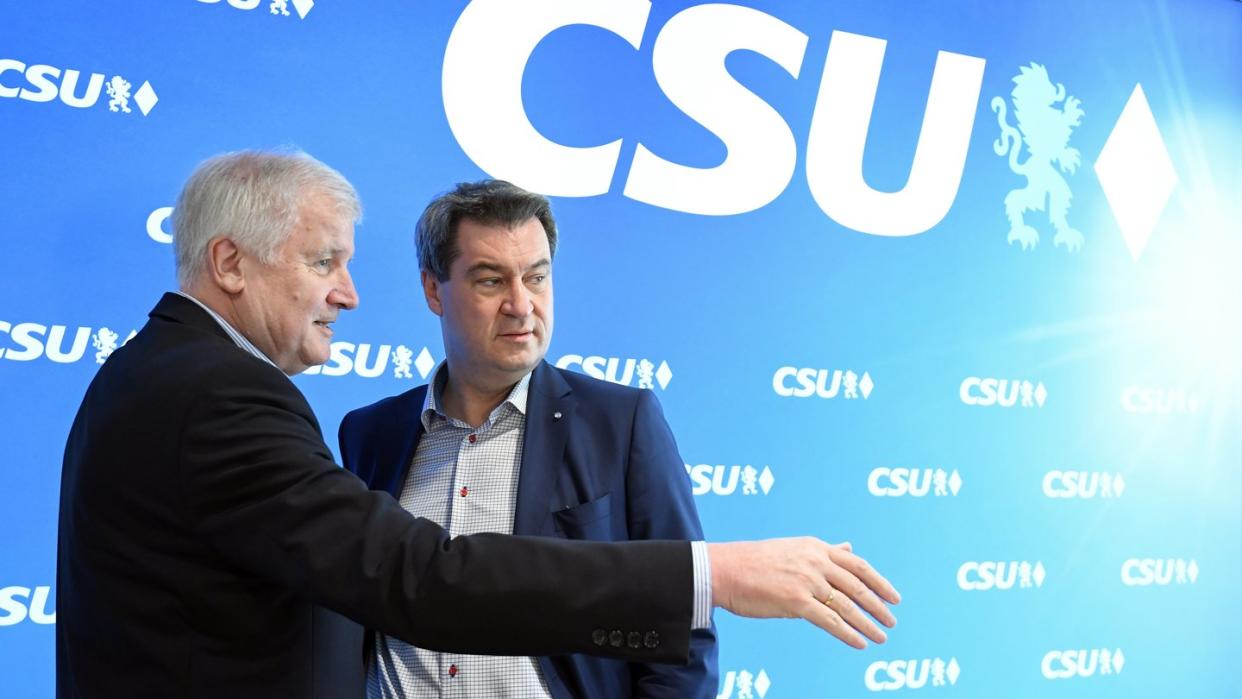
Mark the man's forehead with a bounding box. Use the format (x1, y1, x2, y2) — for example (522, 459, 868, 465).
(455, 217, 548, 261)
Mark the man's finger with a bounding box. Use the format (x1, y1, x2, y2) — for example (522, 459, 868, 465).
(802, 597, 867, 649)
(823, 585, 888, 644)
(831, 548, 901, 605)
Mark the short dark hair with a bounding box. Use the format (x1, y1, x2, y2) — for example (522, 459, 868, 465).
(416, 179, 558, 281)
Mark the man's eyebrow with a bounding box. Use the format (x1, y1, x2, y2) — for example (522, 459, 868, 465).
(466, 258, 551, 276)
(309, 246, 349, 258)
(466, 261, 502, 273)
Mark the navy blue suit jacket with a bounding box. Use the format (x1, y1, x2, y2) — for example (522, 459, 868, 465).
(338, 361, 718, 698)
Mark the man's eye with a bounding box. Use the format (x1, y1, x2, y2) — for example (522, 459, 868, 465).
(528, 274, 547, 284)
(478, 278, 500, 287)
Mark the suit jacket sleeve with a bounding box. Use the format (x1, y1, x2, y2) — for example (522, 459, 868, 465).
(624, 389, 719, 698)
(178, 356, 693, 661)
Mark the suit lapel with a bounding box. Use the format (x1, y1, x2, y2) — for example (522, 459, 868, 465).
(514, 362, 573, 536)
(376, 385, 428, 499)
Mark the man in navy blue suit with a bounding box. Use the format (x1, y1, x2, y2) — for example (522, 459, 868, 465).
(339, 180, 717, 698)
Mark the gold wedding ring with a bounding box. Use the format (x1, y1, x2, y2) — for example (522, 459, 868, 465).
(823, 588, 836, 607)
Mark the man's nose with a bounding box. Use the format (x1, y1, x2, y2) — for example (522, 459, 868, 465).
(330, 268, 359, 310)
(501, 280, 533, 317)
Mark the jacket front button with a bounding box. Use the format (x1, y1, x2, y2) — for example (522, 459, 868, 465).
(592, 628, 607, 646)
(643, 631, 660, 649)
(609, 630, 624, 648)
(627, 631, 641, 649)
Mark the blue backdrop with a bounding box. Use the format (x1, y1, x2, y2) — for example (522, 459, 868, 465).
(2, 1, 1240, 696)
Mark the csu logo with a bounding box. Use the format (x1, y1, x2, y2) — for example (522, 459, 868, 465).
(0, 59, 157, 115)
(716, 668, 770, 699)
(1042, 648, 1125, 680)
(303, 344, 435, 380)
(865, 658, 960, 692)
(555, 355, 672, 390)
(686, 464, 774, 497)
(0, 586, 55, 627)
(1043, 471, 1125, 499)
(445, 1, 985, 235)
(957, 561, 1045, 590)
(1121, 558, 1198, 586)
(1121, 386, 1199, 414)
(196, 0, 315, 20)
(868, 468, 961, 497)
(959, 377, 1046, 407)
(773, 368, 873, 399)
(0, 322, 134, 365)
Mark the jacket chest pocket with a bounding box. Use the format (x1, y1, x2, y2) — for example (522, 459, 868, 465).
(552, 492, 613, 541)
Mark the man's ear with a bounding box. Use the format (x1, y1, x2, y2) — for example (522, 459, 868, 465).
(206, 237, 246, 294)
(421, 269, 444, 316)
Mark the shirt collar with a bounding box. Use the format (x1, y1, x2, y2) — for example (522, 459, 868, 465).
(421, 361, 531, 431)
(174, 290, 279, 370)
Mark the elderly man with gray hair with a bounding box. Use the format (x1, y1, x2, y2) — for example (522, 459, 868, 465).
(57, 150, 900, 698)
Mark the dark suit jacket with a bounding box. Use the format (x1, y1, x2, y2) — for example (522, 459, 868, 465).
(339, 361, 718, 698)
(56, 294, 693, 698)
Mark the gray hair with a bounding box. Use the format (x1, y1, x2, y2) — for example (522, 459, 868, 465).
(172, 150, 361, 287)
(416, 179, 557, 281)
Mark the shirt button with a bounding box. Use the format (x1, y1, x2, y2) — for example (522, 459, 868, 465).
(448, 663, 458, 678)
(459, 486, 469, 498)
(468, 434, 477, 444)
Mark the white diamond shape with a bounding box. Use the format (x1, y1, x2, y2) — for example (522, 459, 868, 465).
(414, 347, 435, 379)
(292, 0, 314, 19)
(1112, 649, 1125, 674)
(754, 669, 770, 698)
(758, 466, 775, 495)
(655, 361, 673, 390)
(1033, 561, 1046, 587)
(1187, 559, 1199, 583)
(946, 658, 960, 685)
(1094, 84, 1178, 262)
(1035, 382, 1047, 407)
(133, 81, 158, 116)
(859, 371, 874, 399)
(1113, 473, 1126, 497)
(948, 470, 962, 496)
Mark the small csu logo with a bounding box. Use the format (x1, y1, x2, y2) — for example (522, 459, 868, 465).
(868, 468, 961, 498)
(0, 59, 157, 115)
(957, 561, 1046, 591)
(0, 586, 55, 627)
(959, 377, 1046, 408)
(685, 464, 774, 497)
(1043, 471, 1125, 499)
(773, 367, 873, 399)
(1121, 386, 1200, 415)
(196, 0, 315, 20)
(865, 658, 960, 692)
(716, 668, 770, 699)
(555, 355, 672, 390)
(1042, 648, 1124, 680)
(0, 321, 134, 365)
(1121, 558, 1198, 587)
(303, 344, 436, 380)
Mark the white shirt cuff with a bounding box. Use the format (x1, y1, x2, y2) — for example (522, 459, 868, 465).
(689, 540, 712, 630)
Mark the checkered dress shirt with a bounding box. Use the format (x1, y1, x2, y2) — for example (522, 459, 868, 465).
(367, 364, 553, 698)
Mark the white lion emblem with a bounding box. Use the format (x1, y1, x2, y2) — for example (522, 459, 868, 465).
(992, 63, 1084, 251)
(105, 76, 132, 114)
(92, 328, 120, 364)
